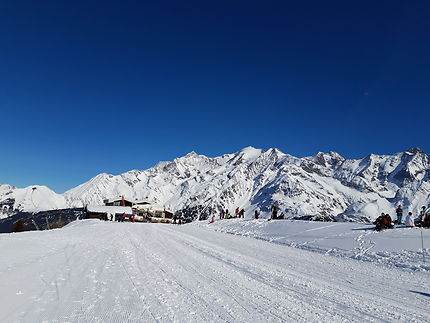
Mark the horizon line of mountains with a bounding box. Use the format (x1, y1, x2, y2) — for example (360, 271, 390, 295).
(1, 146, 429, 222)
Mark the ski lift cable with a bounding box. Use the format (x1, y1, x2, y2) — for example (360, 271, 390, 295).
(420, 228, 426, 264)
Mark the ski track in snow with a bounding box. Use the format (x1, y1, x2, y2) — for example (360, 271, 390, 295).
(206, 219, 430, 272)
(0, 220, 429, 322)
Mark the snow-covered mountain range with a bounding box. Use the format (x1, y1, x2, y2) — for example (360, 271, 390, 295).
(1, 147, 429, 221)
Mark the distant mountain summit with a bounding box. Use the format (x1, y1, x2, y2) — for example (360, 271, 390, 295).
(1, 147, 429, 222)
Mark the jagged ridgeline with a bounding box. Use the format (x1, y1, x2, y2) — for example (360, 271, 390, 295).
(1, 147, 429, 222)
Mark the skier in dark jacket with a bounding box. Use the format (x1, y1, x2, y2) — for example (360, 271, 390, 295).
(271, 204, 279, 219)
(396, 205, 403, 224)
(416, 206, 426, 226)
(384, 213, 393, 228)
(254, 209, 260, 219)
(220, 209, 225, 220)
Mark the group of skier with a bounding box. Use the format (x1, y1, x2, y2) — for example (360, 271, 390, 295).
(374, 205, 430, 231)
(115, 213, 133, 222)
(215, 204, 284, 222)
(218, 207, 245, 220)
(172, 215, 183, 225)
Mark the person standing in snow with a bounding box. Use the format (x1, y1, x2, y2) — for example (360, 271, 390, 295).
(271, 204, 279, 219)
(254, 209, 260, 219)
(235, 207, 239, 218)
(419, 206, 426, 220)
(396, 205, 403, 224)
(220, 209, 224, 220)
(239, 209, 244, 219)
(405, 212, 415, 227)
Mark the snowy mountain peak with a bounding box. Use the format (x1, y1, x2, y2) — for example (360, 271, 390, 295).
(406, 147, 423, 154)
(2, 147, 430, 222)
(234, 146, 263, 163)
(313, 151, 344, 166)
(183, 151, 196, 157)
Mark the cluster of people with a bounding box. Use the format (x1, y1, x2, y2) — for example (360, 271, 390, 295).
(375, 205, 430, 231)
(98, 212, 132, 222)
(219, 207, 245, 220)
(217, 204, 284, 222)
(416, 206, 430, 227)
(116, 212, 133, 222)
(172, 215, 183, 225)
(270, 204, 284, 220)
(374, 213, 394, 231)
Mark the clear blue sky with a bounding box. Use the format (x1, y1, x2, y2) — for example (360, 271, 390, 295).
(0, 0, 429, 193)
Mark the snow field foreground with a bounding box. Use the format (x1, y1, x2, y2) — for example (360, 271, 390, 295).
(0, 220, 428, 323)
(201, 219, 430, 272)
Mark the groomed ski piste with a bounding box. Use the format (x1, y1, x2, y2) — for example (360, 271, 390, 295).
(0, 219, 428, 322)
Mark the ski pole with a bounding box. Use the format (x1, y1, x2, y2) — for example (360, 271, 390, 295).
(421, 228, 426, 264)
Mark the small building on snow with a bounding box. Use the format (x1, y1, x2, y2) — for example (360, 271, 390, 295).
(103, 197, 135, 207)
(132, 204, 174, 223)
(85, 205, 132, 219)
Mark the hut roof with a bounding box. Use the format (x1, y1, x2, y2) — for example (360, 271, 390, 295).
(87, 205, 132, 215)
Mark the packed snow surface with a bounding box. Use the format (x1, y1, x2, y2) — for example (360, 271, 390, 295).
(0, 219, 428, 322)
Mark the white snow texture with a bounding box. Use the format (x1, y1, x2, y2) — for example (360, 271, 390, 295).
(0, 219, 428, 322)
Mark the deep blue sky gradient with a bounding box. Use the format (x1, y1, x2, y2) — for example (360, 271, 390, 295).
(1, 0, 429, 192)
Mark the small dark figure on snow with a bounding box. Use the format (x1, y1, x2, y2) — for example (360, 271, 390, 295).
(271, 204, 279, 219)
(416, 206, 427, 227)
(419, 206, 426, 221)
(238, 209, 244, 219)
(396, 205, 403, 224)
(220, 209, 225, 220)
(254, 209, 260, 219)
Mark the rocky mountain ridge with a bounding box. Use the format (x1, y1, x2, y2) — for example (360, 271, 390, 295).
(1, 147, 429, 221)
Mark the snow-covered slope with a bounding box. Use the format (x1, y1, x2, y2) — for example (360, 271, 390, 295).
(0, 220, 428, 322)
(1, 147, 429, 221)
(0, 184, 66, 218)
